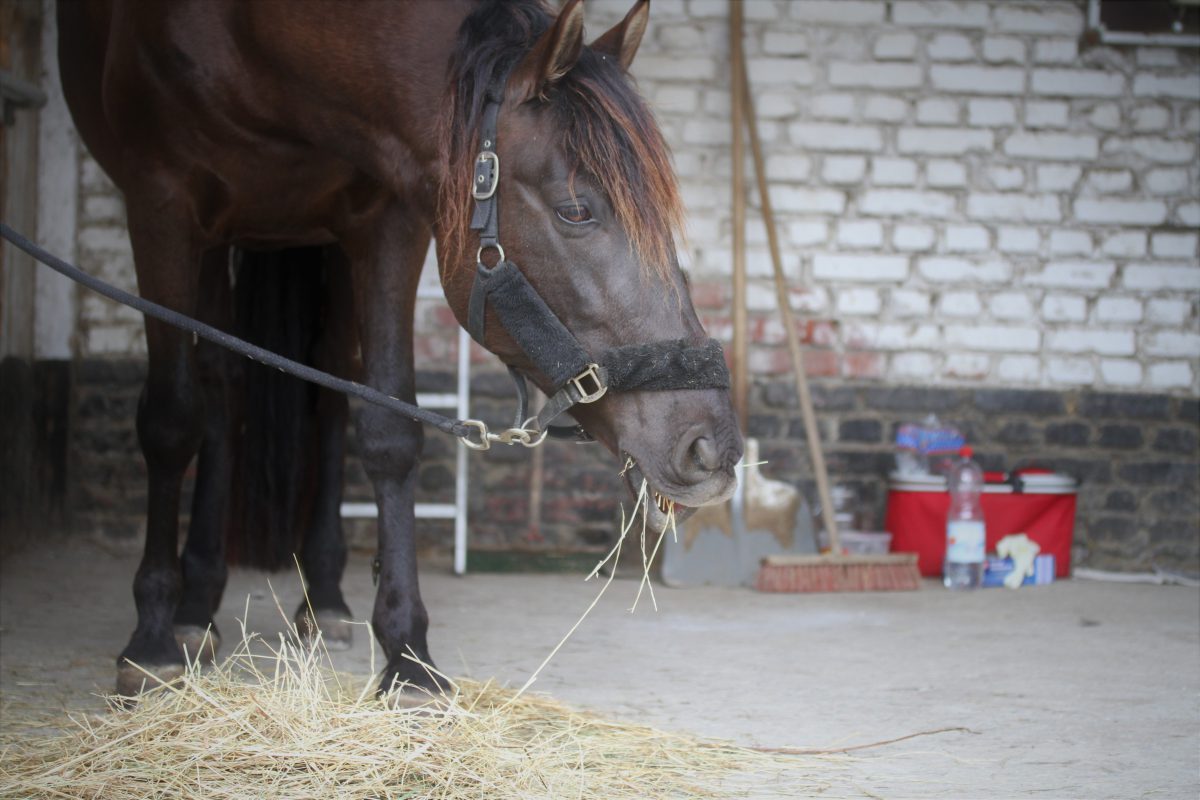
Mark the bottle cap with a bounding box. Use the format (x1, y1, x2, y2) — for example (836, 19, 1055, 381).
(960, 445, 973, 458)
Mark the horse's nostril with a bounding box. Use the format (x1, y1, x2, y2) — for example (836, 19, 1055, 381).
(689, 435, 720, 473)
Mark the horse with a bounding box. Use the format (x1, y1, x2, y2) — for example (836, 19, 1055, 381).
(57, 0, 742, 697)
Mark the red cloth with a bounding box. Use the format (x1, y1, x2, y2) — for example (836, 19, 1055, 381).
(885, 490, 1075, 577)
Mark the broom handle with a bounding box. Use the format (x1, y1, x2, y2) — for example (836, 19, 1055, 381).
(729, 0, 748, 432)
(736, 57, 842, 554)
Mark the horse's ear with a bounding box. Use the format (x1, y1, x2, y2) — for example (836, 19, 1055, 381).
(508, 0, 586, 102)
(591, 0, 649, 71)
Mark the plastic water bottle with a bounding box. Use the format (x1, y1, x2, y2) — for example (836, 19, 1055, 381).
(944, 446, 985, 589)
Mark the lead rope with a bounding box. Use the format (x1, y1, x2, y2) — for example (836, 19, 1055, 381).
(0, 221, 538, 449)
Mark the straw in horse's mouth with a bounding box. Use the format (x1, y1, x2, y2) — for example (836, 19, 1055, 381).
(621, 454, 691, 526)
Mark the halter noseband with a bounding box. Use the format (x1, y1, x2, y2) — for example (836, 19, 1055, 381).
(461, 78, 730, 449)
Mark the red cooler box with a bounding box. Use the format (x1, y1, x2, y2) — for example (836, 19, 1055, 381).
(885, 472, 1076, 578)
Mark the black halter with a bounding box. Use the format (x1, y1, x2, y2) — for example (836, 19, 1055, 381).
(463, 81, 731, 446)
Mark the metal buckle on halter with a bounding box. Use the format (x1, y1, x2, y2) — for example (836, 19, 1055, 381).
(570, 364, 607, 404)
(460, 419, 491, 450)
(472, 151, 500, 200)
(459, 418, 548, 450)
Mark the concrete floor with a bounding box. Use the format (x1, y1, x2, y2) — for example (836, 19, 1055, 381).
(1, 537, 1197, 799)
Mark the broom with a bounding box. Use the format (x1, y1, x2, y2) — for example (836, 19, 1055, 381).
(726, 4, 920, 592)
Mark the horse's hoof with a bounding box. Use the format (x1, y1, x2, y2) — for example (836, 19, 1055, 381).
(115, 661, 186, 697)
(380, 682, 450, 712)
(174, 625, 221, 664)
(295, 608, 353, 651)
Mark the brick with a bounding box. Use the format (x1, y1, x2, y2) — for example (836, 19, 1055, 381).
(891, 288, 931, 316)
(839, 418, 883, 443)
(938, 290, 982, 317)
(822, 155, 867, 184)
(997, 227, 1040, 254)
(917, 97, 960, 124)
(766, 154, 813, 181)
(1032, 68, 1124, 97)
(1074, 199, 1168, 226)
(944, 353, 990, 380)
(931, 65, 1024, 95)
(1027, 260, 1115, 289)
(810, 93, 855, 119)
(1146, 331, 1200, 358)
(748, 58, 816, 86)
(1047, 329, 1135, 356)
(1153, 428, 1199, 456)
(1117, 460, 1199, 486)
(844, 322, 940, 350)
(1137, 47, 1179, 67)
(919, 257, 1011, 283)
(1148, 362, 1195, 389)
(1179, 400, 1200, 424)
(990, 292, 1034, 319)
(814, 254, 909, 282)
(874, 32, 918, 60)
(1005, 132, 1099, 161)
(1025, 101, 1069, 129)
(1103, 136, 1195, 165)
(635, 55, 717, 81)
(1100, 232, 1147, 257)
(1088, 103, 1121, 130)
(1099, 359, 1143, 386)
(988, 165, 1025, 190)
(898, 127, 992, 154)
(860, 189, 956, 218)
(1187, 107, 1200, 133)
(893, 224, 936, 251)
(892, 352, 939, 378)
(974, 388, 1065, 415)
(862, 96, 907, 123)
(1146, 299, 1190, 326)
(865, 385, 965, 412)
(1041, 294, 1088, 321)
(994, 3, 1084, 34)
(928, 33, 974, 61)
(1090, 516, 1138, 544)
(1151, 232, 1198, 259)
(836, 220, 884, 248)
(1049, 230, 1093, 256)
(1086, 169, 1135, 195)
(926, 159, 966, 187)
(1036, 164, 1081, 192)
(654, 86, 699, 113)
(945, 225, 990, 252)
(1046, 422, 1090, 447)
(836, 288, 882, 315)
(1081, 393, 1171, 420)
(969, 99, 1017, 126)
(967, 193, 1061, 222)
(1179, 203, 1200, 227)
(1144, 168, 1188, 195)
(1122, 264, 1200, 291)
(1132, 105, 1170, 132)
(871, 158, 918, 186)
(1034, 39, 1078, 64)
(786, 219, 830, 245)
(790, 123, 882, 152)
(1094, 297, 1142, 323)
(763, 31, 809, 56)
(892, 1, 988, 27)
(788, 1, 885, 24)
(996, 420, 1038, 445)
(996, 355, 1041, 383)
(1046, 357, 1095, 385)
(770, 187, 846, 214)
(1133, 73, 1200, 99)
(983, 37, 1025, 64)
(1099, 424, 1144, 449)
(829, 61, 922, 89)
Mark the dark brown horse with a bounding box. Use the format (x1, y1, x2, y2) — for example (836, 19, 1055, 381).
(58, 0, 741, 696)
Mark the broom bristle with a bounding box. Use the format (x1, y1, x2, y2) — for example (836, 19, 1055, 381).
(756, 553, 922, 593)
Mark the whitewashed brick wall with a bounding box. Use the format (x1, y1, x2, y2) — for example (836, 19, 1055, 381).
(64, 0, 1200, 397)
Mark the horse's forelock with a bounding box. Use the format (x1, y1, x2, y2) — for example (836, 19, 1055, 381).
(437, 1, 684, 280)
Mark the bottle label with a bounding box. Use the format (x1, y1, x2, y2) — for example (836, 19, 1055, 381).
(946, 520, 985, 563)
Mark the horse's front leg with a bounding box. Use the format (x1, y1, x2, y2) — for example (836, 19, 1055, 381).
(117, 191, 206, 696)
(344, 208, 443, 696)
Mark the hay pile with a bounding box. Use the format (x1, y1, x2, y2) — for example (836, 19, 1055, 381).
(1, 626, 833, 799)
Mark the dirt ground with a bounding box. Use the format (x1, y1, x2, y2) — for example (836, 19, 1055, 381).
(1, 537, 1197, 799)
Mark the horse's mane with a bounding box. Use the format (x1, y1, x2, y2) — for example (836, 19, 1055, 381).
(437, 0, 684, 278)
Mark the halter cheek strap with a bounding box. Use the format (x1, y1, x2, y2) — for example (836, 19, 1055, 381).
(464, 88, 730, 443)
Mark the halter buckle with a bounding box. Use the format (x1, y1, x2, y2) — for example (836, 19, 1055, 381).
(472, 151, 500, 200)
(570, 364, 607, 404)
(460, 420, 491, 450)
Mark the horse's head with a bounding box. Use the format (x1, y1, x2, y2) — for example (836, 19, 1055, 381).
(438, 0, 742, 529)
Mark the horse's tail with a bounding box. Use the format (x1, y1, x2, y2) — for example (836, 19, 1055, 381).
(224, 247, 326, 571)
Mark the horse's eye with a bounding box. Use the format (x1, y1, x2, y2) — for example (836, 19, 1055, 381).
(556, 203, 593, 225)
